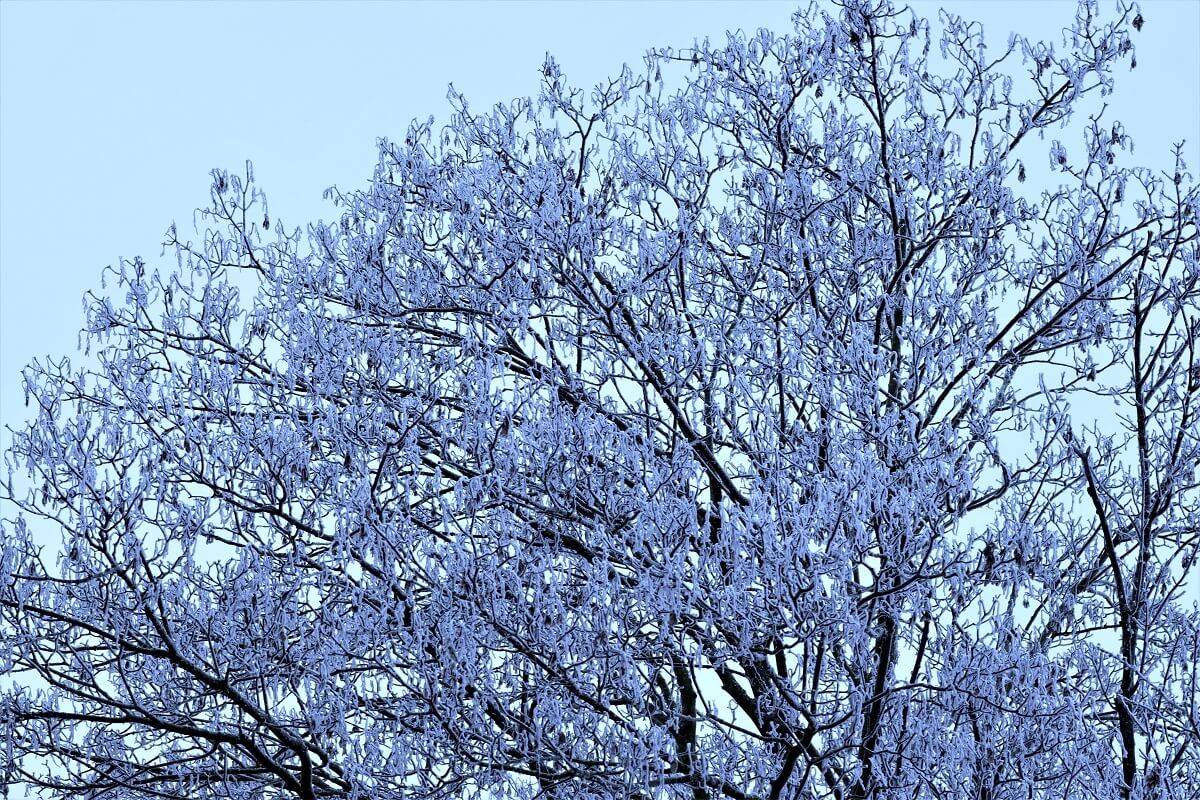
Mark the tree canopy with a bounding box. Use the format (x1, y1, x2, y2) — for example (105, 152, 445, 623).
(3, 1, 1198, 799)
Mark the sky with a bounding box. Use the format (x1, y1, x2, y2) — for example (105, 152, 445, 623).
(0, 3, 1197, 796)
(0, 0, 1197, 454)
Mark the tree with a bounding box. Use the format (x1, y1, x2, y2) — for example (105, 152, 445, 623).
(2, 1, 1198, 798)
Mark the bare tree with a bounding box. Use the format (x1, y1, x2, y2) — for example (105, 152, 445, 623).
(3, 2, 1197, 799)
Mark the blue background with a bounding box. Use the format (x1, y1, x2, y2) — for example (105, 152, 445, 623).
(0, 3, 1197, 797)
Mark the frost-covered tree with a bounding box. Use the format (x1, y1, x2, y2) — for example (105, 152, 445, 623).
(3, 2, 1198, 799)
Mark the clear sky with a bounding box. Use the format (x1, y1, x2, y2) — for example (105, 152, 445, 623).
(0, 4, 1197, 797)
(1, 0, 1197, 446)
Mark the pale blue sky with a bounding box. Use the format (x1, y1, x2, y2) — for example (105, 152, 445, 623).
(0, 4, 1197, 797)
(1, 0, 1197, 443)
